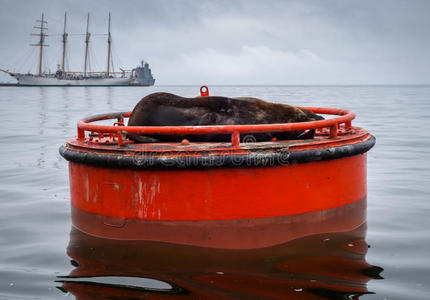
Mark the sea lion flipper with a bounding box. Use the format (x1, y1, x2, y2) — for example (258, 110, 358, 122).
(199, 112, 218, 125)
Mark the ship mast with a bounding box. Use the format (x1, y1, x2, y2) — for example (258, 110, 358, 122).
(106, 12, 111, 78)
(61, 12, 68, 74)
(30, 13, 48, 76)
(84, 13, 90, 76)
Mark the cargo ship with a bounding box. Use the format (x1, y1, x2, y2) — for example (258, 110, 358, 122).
(0, 13, 155, 86)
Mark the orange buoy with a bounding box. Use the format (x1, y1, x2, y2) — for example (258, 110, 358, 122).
(60, 87, 375, 249)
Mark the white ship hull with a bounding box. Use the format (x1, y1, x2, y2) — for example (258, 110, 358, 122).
(14, 74, 133, 86)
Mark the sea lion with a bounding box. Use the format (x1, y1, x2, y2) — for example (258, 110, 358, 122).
(127, 92, 323, 143)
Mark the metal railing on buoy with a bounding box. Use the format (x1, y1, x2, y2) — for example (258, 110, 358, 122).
(76, 106, 355, 147)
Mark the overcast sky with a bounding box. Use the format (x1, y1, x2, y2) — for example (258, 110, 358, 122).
(0, 0, 429, 84)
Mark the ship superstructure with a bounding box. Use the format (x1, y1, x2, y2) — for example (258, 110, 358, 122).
(0, 13, 155, 86)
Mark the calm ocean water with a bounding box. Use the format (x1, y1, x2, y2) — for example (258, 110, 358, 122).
(0, 85, 429, 299)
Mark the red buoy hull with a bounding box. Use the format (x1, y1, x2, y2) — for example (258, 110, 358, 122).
(68, 154, 367, 248)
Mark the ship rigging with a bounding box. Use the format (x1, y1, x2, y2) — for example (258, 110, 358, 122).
(0, 12, 155, 86)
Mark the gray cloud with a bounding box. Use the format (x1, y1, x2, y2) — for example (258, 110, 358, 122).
(0, 0, 429, 84)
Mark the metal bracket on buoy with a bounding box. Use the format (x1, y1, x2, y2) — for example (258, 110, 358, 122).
(113, 121, 125, 147)
(200, 85, 209, 97)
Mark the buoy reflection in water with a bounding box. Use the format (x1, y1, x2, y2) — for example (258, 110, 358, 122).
(58, 223, 383, 299)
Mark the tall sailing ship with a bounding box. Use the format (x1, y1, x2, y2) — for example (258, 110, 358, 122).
(0, 13, 155, 86)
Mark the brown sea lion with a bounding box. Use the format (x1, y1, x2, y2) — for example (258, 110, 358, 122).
(127, 92, 323, 143)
